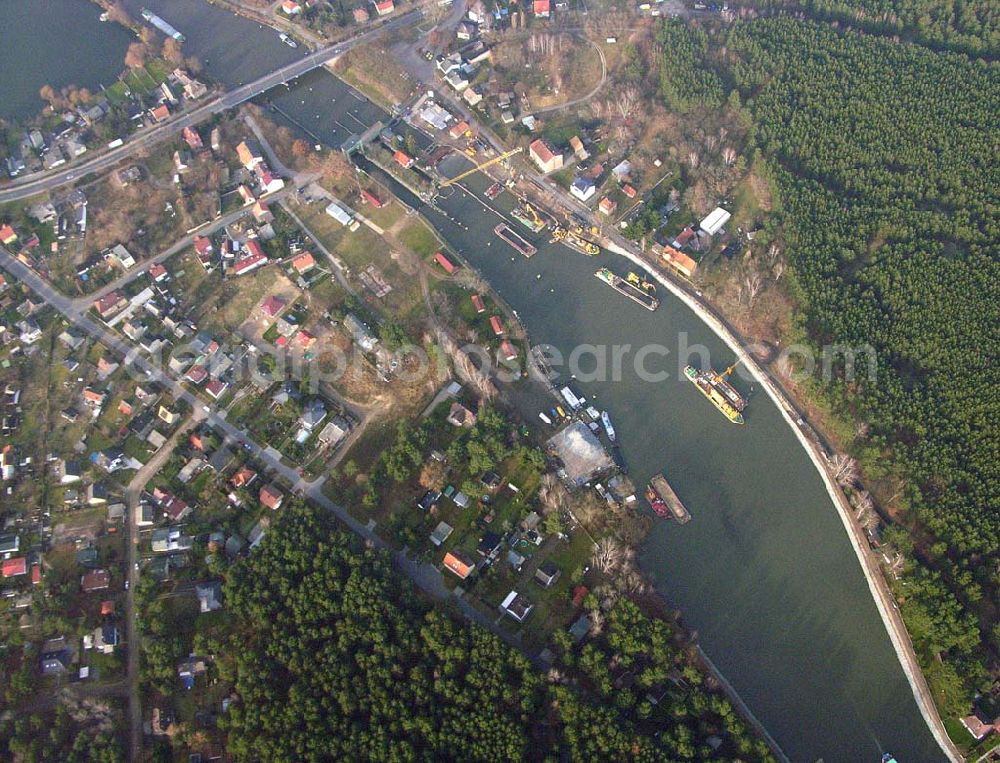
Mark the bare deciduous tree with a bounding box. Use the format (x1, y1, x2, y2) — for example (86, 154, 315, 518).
(592, 536, 624, 574)
(831, 453, 859, 486)
(721, 146, 737, 166)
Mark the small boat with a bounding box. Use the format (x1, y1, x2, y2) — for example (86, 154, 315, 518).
(881, 755, 897, 763)
(600, 411, 616, 442)
(538, 412, 552, 425)
(279, 33, 298, 48)
(485, 181, 502, 199)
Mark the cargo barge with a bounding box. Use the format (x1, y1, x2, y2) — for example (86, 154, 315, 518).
(646, 474, 691, 523)
(494, 223, 537, 257)
(141, 8, 185, 41)
(684, 364, 747, 425)
(594, 268, 659, 311)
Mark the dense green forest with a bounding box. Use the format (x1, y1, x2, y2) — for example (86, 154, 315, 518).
(715, 17, 1000, 714)
(748, 0, 1000, 56)
(220, 506, 772, 761)
(0, 707, 124, 763)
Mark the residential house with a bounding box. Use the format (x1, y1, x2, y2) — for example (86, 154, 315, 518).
(92, 624, 120, 654)
(318, 416, 351, 447)
(533, 0, 551, 16)
(230, 466, 257, 489)
(344, 313, 379, 352)
(94, 291, 128, 319)
(443, 550, 476, 580)
(477, 531, 502, 557)
(236, 139, 264, 170)
(430, 522, 454, 547)
(671, 226, 697, 249)
(259, 483, 284, 510)
(150, 104, 170, 123)
(196, 581, 223, 612)
(182, 126, 203, 150)
(463, 87, 483, 107)
(569, 135, 589, 161)
(447, 401, 476, 427)
(281, 0, 302, 13)
(570, 176, 596, 201)
(300, 398, 327, 431)
(151, 527, 193, 553)
(659, 245, 697, 278)
(528, 139, 562, 173)
(81, 569, 111, 592)
(961, 708, 1000, 741)
(434, 251, 458, 274)
(500, 590, 533, 622)
(206, 379, 229, 400)
(471, 294, 486, 313)
(2, 557, 27, 578)
(292, 252, 316, 275)
(611, 159, 632, 181)
(598, 197, 617, 216)
(373, 0, 394, 15)
(393, 150, 414, 169)
(152, 487, 192, 521)
(260, 294, 287, 319)
(534, 560, 561, 588)
(0, 224, 17, 246)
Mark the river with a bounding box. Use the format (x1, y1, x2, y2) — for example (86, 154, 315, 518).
(7, 1, 945, 759)
(0, 0, 133, 123)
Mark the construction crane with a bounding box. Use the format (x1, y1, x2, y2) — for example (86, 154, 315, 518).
(522, 201, 544, 229)
(717, 359, 742, 382)
(438, 146, 523, 188)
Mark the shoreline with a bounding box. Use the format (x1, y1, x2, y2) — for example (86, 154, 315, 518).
(606, 240, 962, 762)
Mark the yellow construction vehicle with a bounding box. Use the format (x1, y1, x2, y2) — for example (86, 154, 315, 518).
(438, 146, 523, 188)
(626, 271, 656, 294)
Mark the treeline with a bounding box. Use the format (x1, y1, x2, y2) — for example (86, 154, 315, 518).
(718, 17, 1000, 713)
(655, 20, 724, 113)
(0, 707, 124, 763)
(220, 505, 773, 761)
(746, 0, 1000, 57)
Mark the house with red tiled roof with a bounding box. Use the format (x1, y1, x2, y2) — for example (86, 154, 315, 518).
(471, 294, 485, 313)
(260, 294, 288, 318)
(259, 483, 284, 510)
(150, 104, 170, 123)
(231, 465, 257, 489)
(598, 197, 617, 216)
(0, 224, 17, 245)
(374, 0, 394, 15)
(252, 201, 273, 224)
(193, 236, 213, 257)
(2, 557, 27, 578)
(292, 252, 316, 274)
(31, 564, 41, 585)
(360, 189, 384, 208)
(443, 550, 475, 580)
(297, 330, 316, 349)
(236, 139, 264, 170)
(434, 252, 457, 274)
(152, 487, 192, 521)
(393, 150, 414, 169)
(660, 245, 697, 278)
(528, 139, 562, 173)
(490, 315, 504, 336)
(185, 365, 208, 385)
(206, 379, 229, 399)
(533, 0, 551, 17)
(94, 291, 127, 319)
(182, 126, 203, 150)
(149, 263, 168, 282)
(499, 340, 518, 361)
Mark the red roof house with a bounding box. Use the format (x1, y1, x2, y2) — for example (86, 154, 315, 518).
(260, 294, 288, 318)
(434, 252, 457, 274)
(2, 557, 27, 578)
(489, 315, 504, 336)
(533, 0, 551, 16)
(260, 483, 284, 510)
(471, 294, 486, 313)
(393, 150, 414, 169)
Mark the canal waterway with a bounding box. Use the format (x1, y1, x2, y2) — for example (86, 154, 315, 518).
(0, 0, 133, 123)
(11, 1, 946, 758)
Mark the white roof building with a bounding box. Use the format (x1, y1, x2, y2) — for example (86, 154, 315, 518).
(700, 207, 732, 236)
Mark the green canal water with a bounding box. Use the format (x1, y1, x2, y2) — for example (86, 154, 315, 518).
(4, 1, 946, 758)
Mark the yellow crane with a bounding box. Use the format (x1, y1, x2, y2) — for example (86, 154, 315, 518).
(438, 146, 523, 188)
(522, 201, 544, 229)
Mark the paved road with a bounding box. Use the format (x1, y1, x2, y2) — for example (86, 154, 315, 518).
(0, 9, 423, 205)
(123, 417, 198, 762)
